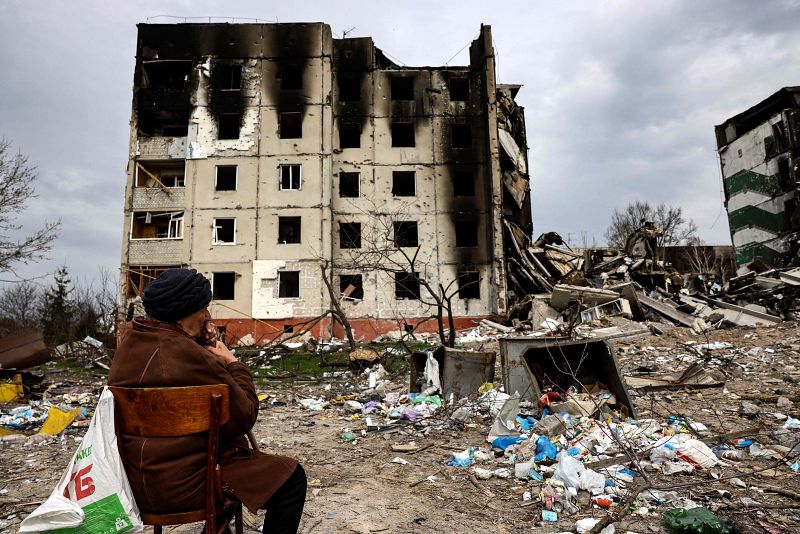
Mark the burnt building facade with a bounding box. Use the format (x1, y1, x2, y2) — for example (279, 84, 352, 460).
(121, 22, 531, 342)
(716, 87, 800, 271)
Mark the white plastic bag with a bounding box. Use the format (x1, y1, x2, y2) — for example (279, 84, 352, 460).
(553, 451, 606, 493)
(20, 387, 142, 533)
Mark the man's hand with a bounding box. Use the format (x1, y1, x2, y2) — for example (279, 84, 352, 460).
(207, 341, 237, 365)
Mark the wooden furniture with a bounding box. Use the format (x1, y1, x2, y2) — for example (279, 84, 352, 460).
(109, 385, 243, 534)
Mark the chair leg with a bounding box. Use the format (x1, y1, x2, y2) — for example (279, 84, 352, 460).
(154, 526, 162, 534)
(234, 503, 243, 534)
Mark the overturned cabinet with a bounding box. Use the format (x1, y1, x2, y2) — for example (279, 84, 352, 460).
(499, 336, 636, 418)
(409, 346, 496, 399)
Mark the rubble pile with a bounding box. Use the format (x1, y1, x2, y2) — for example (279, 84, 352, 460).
(504, 223, 800, 339)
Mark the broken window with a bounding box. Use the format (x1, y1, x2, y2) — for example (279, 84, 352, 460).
(215, 165, 237, 191)
(212, 272, 236, 300)
(455, 220, 478, 247)
(392, 171, 416, 196)
(278, 270, 300, 298)
(339, 274, 364, 301)
(339, 122, 361, 149)
(458, 271, 480, 299)
(213, 218, 236, 245)
(280, 164, 302, 190)
(218, 114, 241, 140)
(279, 62, 303, 90)
(765, 135, 778, 159)
(131, 212, 184, 239)
(339, 222, 362, 249)
(278, 216, 301, 244)
(393, 221, 419, 247)
(218, 65, 242, 91)
(135, 161, 185, 188)
(773, 121, 789, 153)
(280, 112, 302, 139)
(392, 122, 415, 147)
(449, 77, 470, 101)
(338, 74, 361, 101)
(390, 76, 414, 100)
(126, 265, 179, 297)
(452, 124, 472, 148)
(339, 171, 360, 198)
(137, 60, 192, 137)
(394, 272, 420, 300)
(453, 170, 475, 197)
(778, 158, 792, 189)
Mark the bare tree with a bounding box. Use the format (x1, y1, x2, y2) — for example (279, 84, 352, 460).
(605, 201, 698, 249)
(337, 202, 479, 348)
(0, 138, 60, 278)
(0, 281, 42, 334)
(319, 260, 357, 350)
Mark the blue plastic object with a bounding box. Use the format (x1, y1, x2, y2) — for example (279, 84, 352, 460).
(541, 510, 557, 522)
(566, 447, 581, 456)
(534, 435, 557, 462)
(491, 435, 526, 450)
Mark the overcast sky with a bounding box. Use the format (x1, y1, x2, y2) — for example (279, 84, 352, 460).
(1, 0, 799, 286)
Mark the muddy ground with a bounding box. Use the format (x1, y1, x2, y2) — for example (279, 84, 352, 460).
(1, 322, 799, 533)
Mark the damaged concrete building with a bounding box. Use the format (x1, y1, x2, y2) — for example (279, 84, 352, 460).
(716, 87, 800, 272)
(121, 22, 531, 342)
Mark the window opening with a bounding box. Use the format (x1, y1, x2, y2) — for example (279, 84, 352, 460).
(455, 220, 478, 248)
(339, 274, 364, 300)
(212, 272, 236, 300)
(218, 114, 241, 140)
(391, 76, 414, 100)
(131, 211, 184, 239)
(392, 122, 415, 147)
(218, 65, 242, 91)
(453, 170, 475, 197)
(280, 112, 302, 139)
(449, 77, 469, 101)
(458, 271, 480, 299)
(394, 272, 420, 300)
(392, 171, 416, 197)
(216, 166, 237, 191)
(278, 216, 301, 244)
(126, 265, 179, 297)
(280, 164, 302, 190)
(213, 218, 236, 244)
(338, 74, 361, 101)
(135, 161, 185, 189)
(393, 221, 419, 247)
(339, 172, 360, 198)
(279, 63, 303, 90)
(339, 122, 361, 148)
(339, 222, 362, 249)
(278, 271, 300, 298)
(452, 124, 472, 148)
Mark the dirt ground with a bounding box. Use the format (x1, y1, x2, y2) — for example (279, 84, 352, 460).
(2, 321, 800, 533)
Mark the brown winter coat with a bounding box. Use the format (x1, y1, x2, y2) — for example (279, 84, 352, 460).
(108, 319, 297, 512)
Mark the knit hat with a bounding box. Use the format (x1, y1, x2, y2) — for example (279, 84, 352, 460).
(142, 268, 212, 322)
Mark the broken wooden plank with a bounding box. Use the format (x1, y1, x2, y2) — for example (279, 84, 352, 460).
(638, 294, 695, 327)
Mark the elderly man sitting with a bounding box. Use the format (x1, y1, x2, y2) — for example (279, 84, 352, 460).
(109, 268, 306, 534)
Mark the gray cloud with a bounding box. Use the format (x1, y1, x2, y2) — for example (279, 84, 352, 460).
(0, 0, 798, 286)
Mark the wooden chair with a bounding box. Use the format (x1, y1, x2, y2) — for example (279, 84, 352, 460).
(109, 385, 243, 534)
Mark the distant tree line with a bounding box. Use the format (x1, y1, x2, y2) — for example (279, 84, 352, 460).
(0, 265, 118, 346)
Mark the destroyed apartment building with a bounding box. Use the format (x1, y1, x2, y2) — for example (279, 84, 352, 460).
(120, 22, 531, 342)
(716, 86, 800, 272)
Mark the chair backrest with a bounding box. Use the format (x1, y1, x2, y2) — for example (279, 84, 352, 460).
(109, 385, 230, 438)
